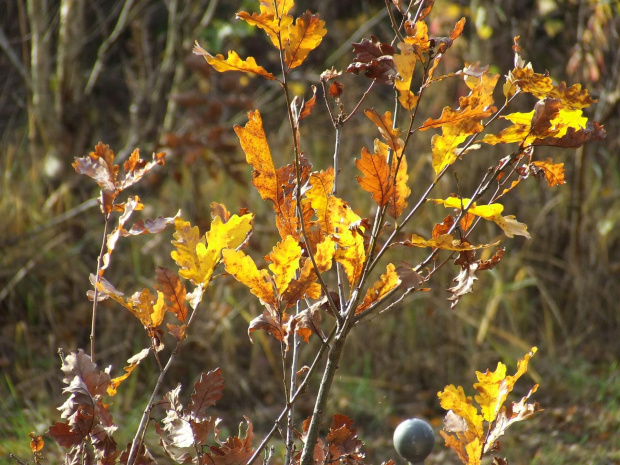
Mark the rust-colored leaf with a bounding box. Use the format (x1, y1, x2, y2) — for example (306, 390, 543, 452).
(346, 36, 397, 84)
(387, 151, 410, 219)
(189, 368, 225, 420)
(155, 267, 187, 322)
(248, 310, 288, 343)
(355, 146, 393, 207)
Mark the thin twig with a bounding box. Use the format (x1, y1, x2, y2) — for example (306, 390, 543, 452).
(90, 212, 111, 362)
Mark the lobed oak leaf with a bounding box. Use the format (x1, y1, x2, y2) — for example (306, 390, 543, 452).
(401, 233, 499, 251)
(282, 236, 336, 307)
(155, 267, 187, 322)
(393, 43, 419, 110)
(347, 36, 397, 84)
(335, 226, 366, 288)
(61, 349, 111, 398)
(364, 109, 404, 152)
(236, 10, 293, 49)
(48, 421, 84, 448)
(266, 235, 302, 295)
(432, 197, 530, 239)
(189, 368, 225, 420)
(193, 44, 276, 81)
(430, 132, 468, 175)
(437, 385, 484, 440)
(208, 417, 255, 465)
(531, 159, 565, 187)
(248, 310, 289, 343)
(234, 111, 278, 204)
(355, 263, 401, 314)
(72, 142, 118, 194)
(532, 120, 606, 148)
(284, 11, 327, 69)
(325, 414, 365, 465)
(387, 151, 410, 219)
(403, 20, 431, 55)
(355, 146, 393, 207)
(222, 248, 276, 309)
(485, 385, 542, 452)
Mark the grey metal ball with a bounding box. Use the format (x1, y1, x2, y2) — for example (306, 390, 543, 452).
(393, 418, 435, 464)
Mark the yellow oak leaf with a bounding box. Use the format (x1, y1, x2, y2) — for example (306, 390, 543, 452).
(393, 43, 418, 110)
(193, 44, 276, 81)
(432, 197, 530, 239)
(437, 385, 484, 439)
(285, 11, 327, 69)
(355, 263, 401, 314)
(222, 248, 276, 309)
(236, 10, 293, 48)
(282, 237, 336, 307)
(266, 235, 302, 294)
(430, 132, 468, 175)
(335, 228, 365, 288)
(401, 234, 500, 251)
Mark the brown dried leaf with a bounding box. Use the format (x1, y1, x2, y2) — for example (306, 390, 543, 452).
(189, 368, 225, 420)
(347, 36, 397, 84)
(155, 267, 188, 322)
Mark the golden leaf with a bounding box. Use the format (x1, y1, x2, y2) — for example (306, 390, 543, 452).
(387, 150, 410, 219)
(222, 248, 276, 308)
(193, 44, 276, 81)
(266, 235, 302, 294)
(356, 263, 401, 314)
(401, 234, 500, 251)
(285, 11, 327, 69)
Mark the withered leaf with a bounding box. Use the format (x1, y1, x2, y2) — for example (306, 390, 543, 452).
(189, 368, 225, 420)
(347, 36, 397, 84)
(155, 267, 188, 322)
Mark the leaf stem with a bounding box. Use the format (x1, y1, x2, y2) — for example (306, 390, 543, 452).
(90, 211, 111, 362)
(126, 287, 205, 465)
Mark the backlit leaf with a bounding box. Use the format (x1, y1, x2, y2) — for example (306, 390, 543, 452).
(387, 150, 410, 219)
(364, 109, 404, 152)
(234, 111, 278, 204)
(432, 197, 530, 239)
(356, 263, 401, 314)
(236, 10, 293, 48)
(222, 248, 276, 308)
(285, 11, 327, 69)
(189, 368, 225, 420)
(193, 44, 276, 81)
(155, 267, 187, 323)
(393, 43, 419, 110)
(400, 234, 499, 251)
(355, 146, 393, 207)
(265, 235, 302, 294)
(531, 159, 565, 187)
(108, 348, 150, 396)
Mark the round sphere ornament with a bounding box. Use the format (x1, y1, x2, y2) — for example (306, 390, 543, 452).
(393, 418, 435, 464)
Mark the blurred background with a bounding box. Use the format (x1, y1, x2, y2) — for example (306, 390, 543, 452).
(1, 0, 619, 463)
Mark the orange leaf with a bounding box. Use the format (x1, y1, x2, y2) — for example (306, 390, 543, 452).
(387, 151, 410, 219)
(29, 433, 44, 453)
(364, 109, 404, 152)
(285, 11, 327, 69)
(108, 348, 150, 396)
(236, 10, 293, 48)
(355, 146, 393, 207)
(193, 44, 276, 81)
(532, 159, 565, 187)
